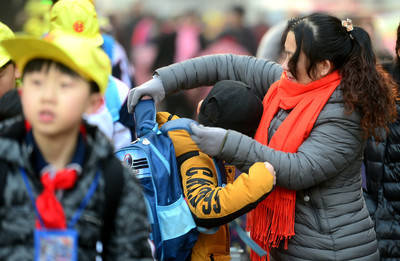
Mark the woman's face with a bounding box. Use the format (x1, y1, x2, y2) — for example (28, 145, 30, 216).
(281, 31, 314, 85)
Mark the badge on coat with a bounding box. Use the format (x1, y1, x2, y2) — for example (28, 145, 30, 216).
(34, 229, 78, 261)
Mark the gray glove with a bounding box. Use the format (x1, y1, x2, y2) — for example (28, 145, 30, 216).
(127, 77, 165, 113)
(190, 123, 228, 157)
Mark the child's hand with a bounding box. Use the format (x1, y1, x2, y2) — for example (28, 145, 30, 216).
(248, 162, 276, 192)
(264, 162, 276, 186)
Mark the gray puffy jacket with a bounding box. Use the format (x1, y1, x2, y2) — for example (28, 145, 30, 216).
(155, 54, 379, 261)
(0, 117, 153, 261)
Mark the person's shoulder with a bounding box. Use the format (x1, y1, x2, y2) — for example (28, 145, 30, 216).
(0, 89, 22, 119)
(102, 155, 124, 172)
(319, 88, 361, 123)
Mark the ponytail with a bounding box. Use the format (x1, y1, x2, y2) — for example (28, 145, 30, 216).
(340, 27, 397, 140)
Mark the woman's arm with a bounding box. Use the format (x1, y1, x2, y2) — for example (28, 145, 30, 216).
(157, 112, 275, 228)
(155, 54, 282, 100)
(219, 105, 364, 191)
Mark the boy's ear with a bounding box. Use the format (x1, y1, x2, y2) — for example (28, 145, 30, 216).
(85, 93, 104, 115)
(14, 65, 21, 79)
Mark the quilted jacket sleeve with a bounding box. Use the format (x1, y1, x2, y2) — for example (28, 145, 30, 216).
(155, 54, 282, 100)
(219, 100, 364, 191)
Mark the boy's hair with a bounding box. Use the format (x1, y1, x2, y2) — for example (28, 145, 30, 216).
(198, 80, 263, 137)
(22, 58, 100, 94)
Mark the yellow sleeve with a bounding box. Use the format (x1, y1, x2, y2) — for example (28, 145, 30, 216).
(156, 112, 275, 228)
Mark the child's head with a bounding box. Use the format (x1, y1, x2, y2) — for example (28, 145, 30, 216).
(1, 32, 110, 137)
(198, 80, 263, 137)
(0, 22, 19, 98)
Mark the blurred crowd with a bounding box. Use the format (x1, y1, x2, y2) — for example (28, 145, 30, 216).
(8, 0, 397, 120)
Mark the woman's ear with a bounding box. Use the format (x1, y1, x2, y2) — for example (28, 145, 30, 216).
(85, 93, 104, 115)
(316, 60, 333, 78)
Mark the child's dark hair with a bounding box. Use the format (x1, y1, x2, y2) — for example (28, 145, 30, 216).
(23, 58, 100, 93)
(281, 12, 397, 140)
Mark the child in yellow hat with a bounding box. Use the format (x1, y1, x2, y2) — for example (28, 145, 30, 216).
(23, 0, 51, 37)
(49, 0, 134, 150)
(0, 22, 22, 121)
(0, 32, 152, 260)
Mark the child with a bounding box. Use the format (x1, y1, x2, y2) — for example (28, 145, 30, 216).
(156, 80, 275, 260)
(49, 0, 133, 150)
(0, 22, 21, 120)
(0, 32, 152, 260)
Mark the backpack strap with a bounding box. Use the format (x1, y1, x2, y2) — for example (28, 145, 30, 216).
(101, 157, 125, 259)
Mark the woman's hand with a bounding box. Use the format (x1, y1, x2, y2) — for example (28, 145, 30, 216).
(190, 123, 228, 157)
(127, 77, 165, 113)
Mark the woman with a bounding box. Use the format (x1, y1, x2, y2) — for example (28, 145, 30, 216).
(128, 13, 397, 260)
(364, 22, 400, 260)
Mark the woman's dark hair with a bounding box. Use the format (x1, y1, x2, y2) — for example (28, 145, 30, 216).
(23, 58, 100, 93)
(281, 13, 397, 140)
(396, 22, 400, 63)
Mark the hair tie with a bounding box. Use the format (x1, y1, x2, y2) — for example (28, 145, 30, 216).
(342, 18, 354, 39)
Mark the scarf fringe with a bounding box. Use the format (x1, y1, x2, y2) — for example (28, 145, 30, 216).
(247, 187, 296, 261)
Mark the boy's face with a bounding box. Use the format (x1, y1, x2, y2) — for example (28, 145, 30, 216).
(0, 62, 19, 98)
(21, 64, 99, 137)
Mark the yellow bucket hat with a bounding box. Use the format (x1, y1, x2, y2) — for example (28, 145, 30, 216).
(1, 32, 110, 94)
(0, 22, 15, 68)
(49, 0, 103, 46)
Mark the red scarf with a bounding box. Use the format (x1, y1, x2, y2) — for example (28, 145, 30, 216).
(247, 71, 341, 260)
(24, 120, 85, 229)
(36, 169, 78, 229)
